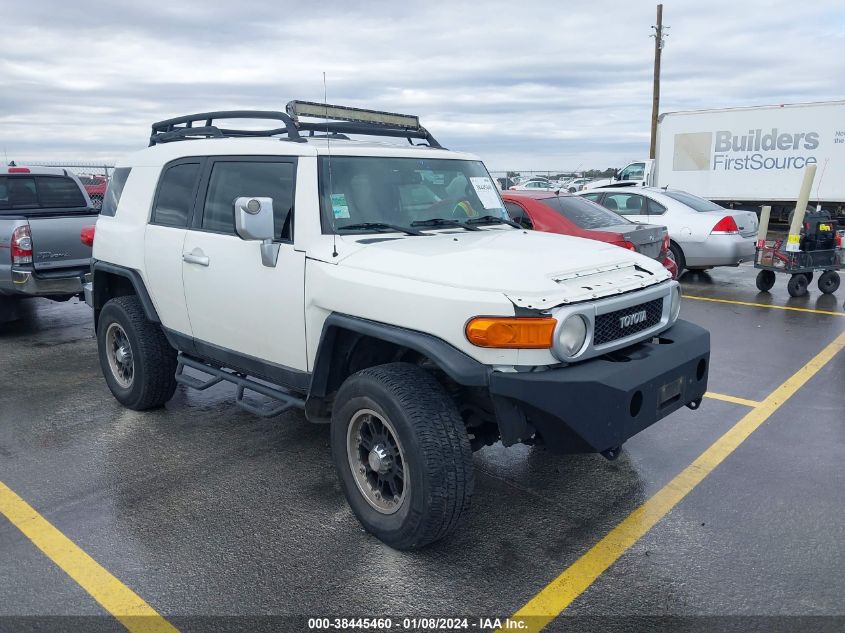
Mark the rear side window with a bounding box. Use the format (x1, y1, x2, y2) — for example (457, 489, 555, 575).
(504, 201, 533, 229)
(646, 198, 667, 215)
(201, 160, 296, 239)
(0, 176, 86, 211)
(151, 162, 201, 227)
(100, 168, 131, 217)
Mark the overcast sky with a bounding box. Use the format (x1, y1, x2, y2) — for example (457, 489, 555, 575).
(1, 0, 843, 171)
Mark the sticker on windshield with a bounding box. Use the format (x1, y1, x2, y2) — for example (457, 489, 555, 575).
(331, 193, 350, 219)
(470, 177, 501, 209)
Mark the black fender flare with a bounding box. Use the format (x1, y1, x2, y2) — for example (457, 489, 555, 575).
(308, 313, 488, 398)
(91, 261, 160, 323)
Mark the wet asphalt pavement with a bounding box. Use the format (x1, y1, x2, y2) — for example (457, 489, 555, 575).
(0, 262, 843, 632)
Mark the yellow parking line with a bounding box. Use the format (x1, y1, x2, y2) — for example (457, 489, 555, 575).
(704, 391, 762, 408)
(0, 481, 179, 633)
(501, 330, 845, 633)
(683, 294, 845, 316)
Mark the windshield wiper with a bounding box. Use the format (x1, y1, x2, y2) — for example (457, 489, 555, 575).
(410, 217, 481, 231)
(465, 215, 522, 229)
(337, 222, 424, 236)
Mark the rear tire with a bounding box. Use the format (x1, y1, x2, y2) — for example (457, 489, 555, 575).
(669, 242, 686, 275)
(787, 273, 809, 298)
(330, 362, 474, 550)
(818, 271, 840, 294)
(755, 270, 776, 292)
(97, 296, 177, 410)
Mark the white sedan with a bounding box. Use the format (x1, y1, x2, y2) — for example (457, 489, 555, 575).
(509, 179, 557, 192)
(577, 187, 758, 273)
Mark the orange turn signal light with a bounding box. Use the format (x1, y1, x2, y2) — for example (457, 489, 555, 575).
(465, 317, 556, 349)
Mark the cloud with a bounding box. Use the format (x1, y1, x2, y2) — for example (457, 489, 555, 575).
(1, 0, 843, 171)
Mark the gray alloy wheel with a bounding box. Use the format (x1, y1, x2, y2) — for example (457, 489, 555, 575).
(346, 408, 408, 515)
(105, 322, 134, 388)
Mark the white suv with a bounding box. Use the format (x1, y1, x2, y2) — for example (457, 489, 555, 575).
(85, 102, 710, 549)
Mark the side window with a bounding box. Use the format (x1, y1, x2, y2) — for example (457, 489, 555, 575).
(647, 198, 667, 215)
(504, 201, 533, 229)
(151, 162, 201, 227)
(201, 161, 295, 239)
(100, 168, 131, 217)
(36, 177, 87, 208)
(604, 193, 645, 216)
(581, 192, 603, 203)
(619, 162, 645, 181)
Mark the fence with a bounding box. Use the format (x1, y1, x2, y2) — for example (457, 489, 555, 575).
(16, 161, 115, 209)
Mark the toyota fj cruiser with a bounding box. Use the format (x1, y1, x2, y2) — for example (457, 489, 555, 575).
(85, 102, 710, 549)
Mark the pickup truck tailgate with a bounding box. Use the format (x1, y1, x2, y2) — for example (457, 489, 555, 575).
(27, 213, 97, 270)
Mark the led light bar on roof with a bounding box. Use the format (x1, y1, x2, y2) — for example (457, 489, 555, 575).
(286, 100, 420, 130)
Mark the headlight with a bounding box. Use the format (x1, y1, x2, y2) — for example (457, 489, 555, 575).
(670, 285, 681, 322)
(558, 314, 588, 358)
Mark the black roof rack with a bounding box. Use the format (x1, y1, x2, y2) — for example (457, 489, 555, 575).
(149, 101, 442, 148)
(149, 110, 303, 146)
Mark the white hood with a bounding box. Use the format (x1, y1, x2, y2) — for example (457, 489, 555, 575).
(334, 229, 670, 308)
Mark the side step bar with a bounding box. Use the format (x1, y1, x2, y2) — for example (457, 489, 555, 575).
(175, 353, 306, 418)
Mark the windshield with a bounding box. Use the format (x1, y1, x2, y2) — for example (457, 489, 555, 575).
(541, 195, 630, 229)
(662, 190, 724, 212)
(318, 157, 508, 233)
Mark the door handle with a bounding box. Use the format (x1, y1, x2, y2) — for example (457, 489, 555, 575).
(182, 250, 210, 266)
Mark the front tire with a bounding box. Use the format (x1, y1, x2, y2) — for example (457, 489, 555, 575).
(97, 296, 177, 410)
(756, 270, 776, 292)
(330, 363, 474, 550)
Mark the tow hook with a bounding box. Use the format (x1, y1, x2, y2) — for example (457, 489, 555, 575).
(686, 397, 702, 411)
(601, 446, 622, 461)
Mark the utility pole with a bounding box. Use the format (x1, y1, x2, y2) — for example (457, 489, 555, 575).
(649, 4, 666, 159)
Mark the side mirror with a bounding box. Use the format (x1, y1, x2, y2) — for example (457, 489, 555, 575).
(234, 196, 279, 267)
(235, 196, 274, 241)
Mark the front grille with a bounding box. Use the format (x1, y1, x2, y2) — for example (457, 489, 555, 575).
(593, 298, 663, 346)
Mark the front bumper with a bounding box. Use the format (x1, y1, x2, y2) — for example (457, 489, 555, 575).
(10, 268, 86, 297)
(488, 319, 710, 454)
(683, 235, 756, 268)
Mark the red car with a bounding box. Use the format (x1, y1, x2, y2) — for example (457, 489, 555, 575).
(501, 190, 678, 278)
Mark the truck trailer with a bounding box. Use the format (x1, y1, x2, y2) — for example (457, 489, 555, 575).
(586, 100, 845, 221)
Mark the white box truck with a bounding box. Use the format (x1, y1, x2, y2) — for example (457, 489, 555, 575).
(586, 100, 845, 220)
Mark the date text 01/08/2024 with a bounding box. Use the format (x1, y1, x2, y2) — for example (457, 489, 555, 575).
(307, 617, 528, 630)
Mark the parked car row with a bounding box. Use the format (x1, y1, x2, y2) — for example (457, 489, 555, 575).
(502, 190, 678, 278)
(508, 176, 596, 193)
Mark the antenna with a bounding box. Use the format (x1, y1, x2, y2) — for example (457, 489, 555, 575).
(324, 72, 338, 258)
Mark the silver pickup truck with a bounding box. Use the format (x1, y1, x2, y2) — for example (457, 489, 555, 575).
(0, 165, 98, 322)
